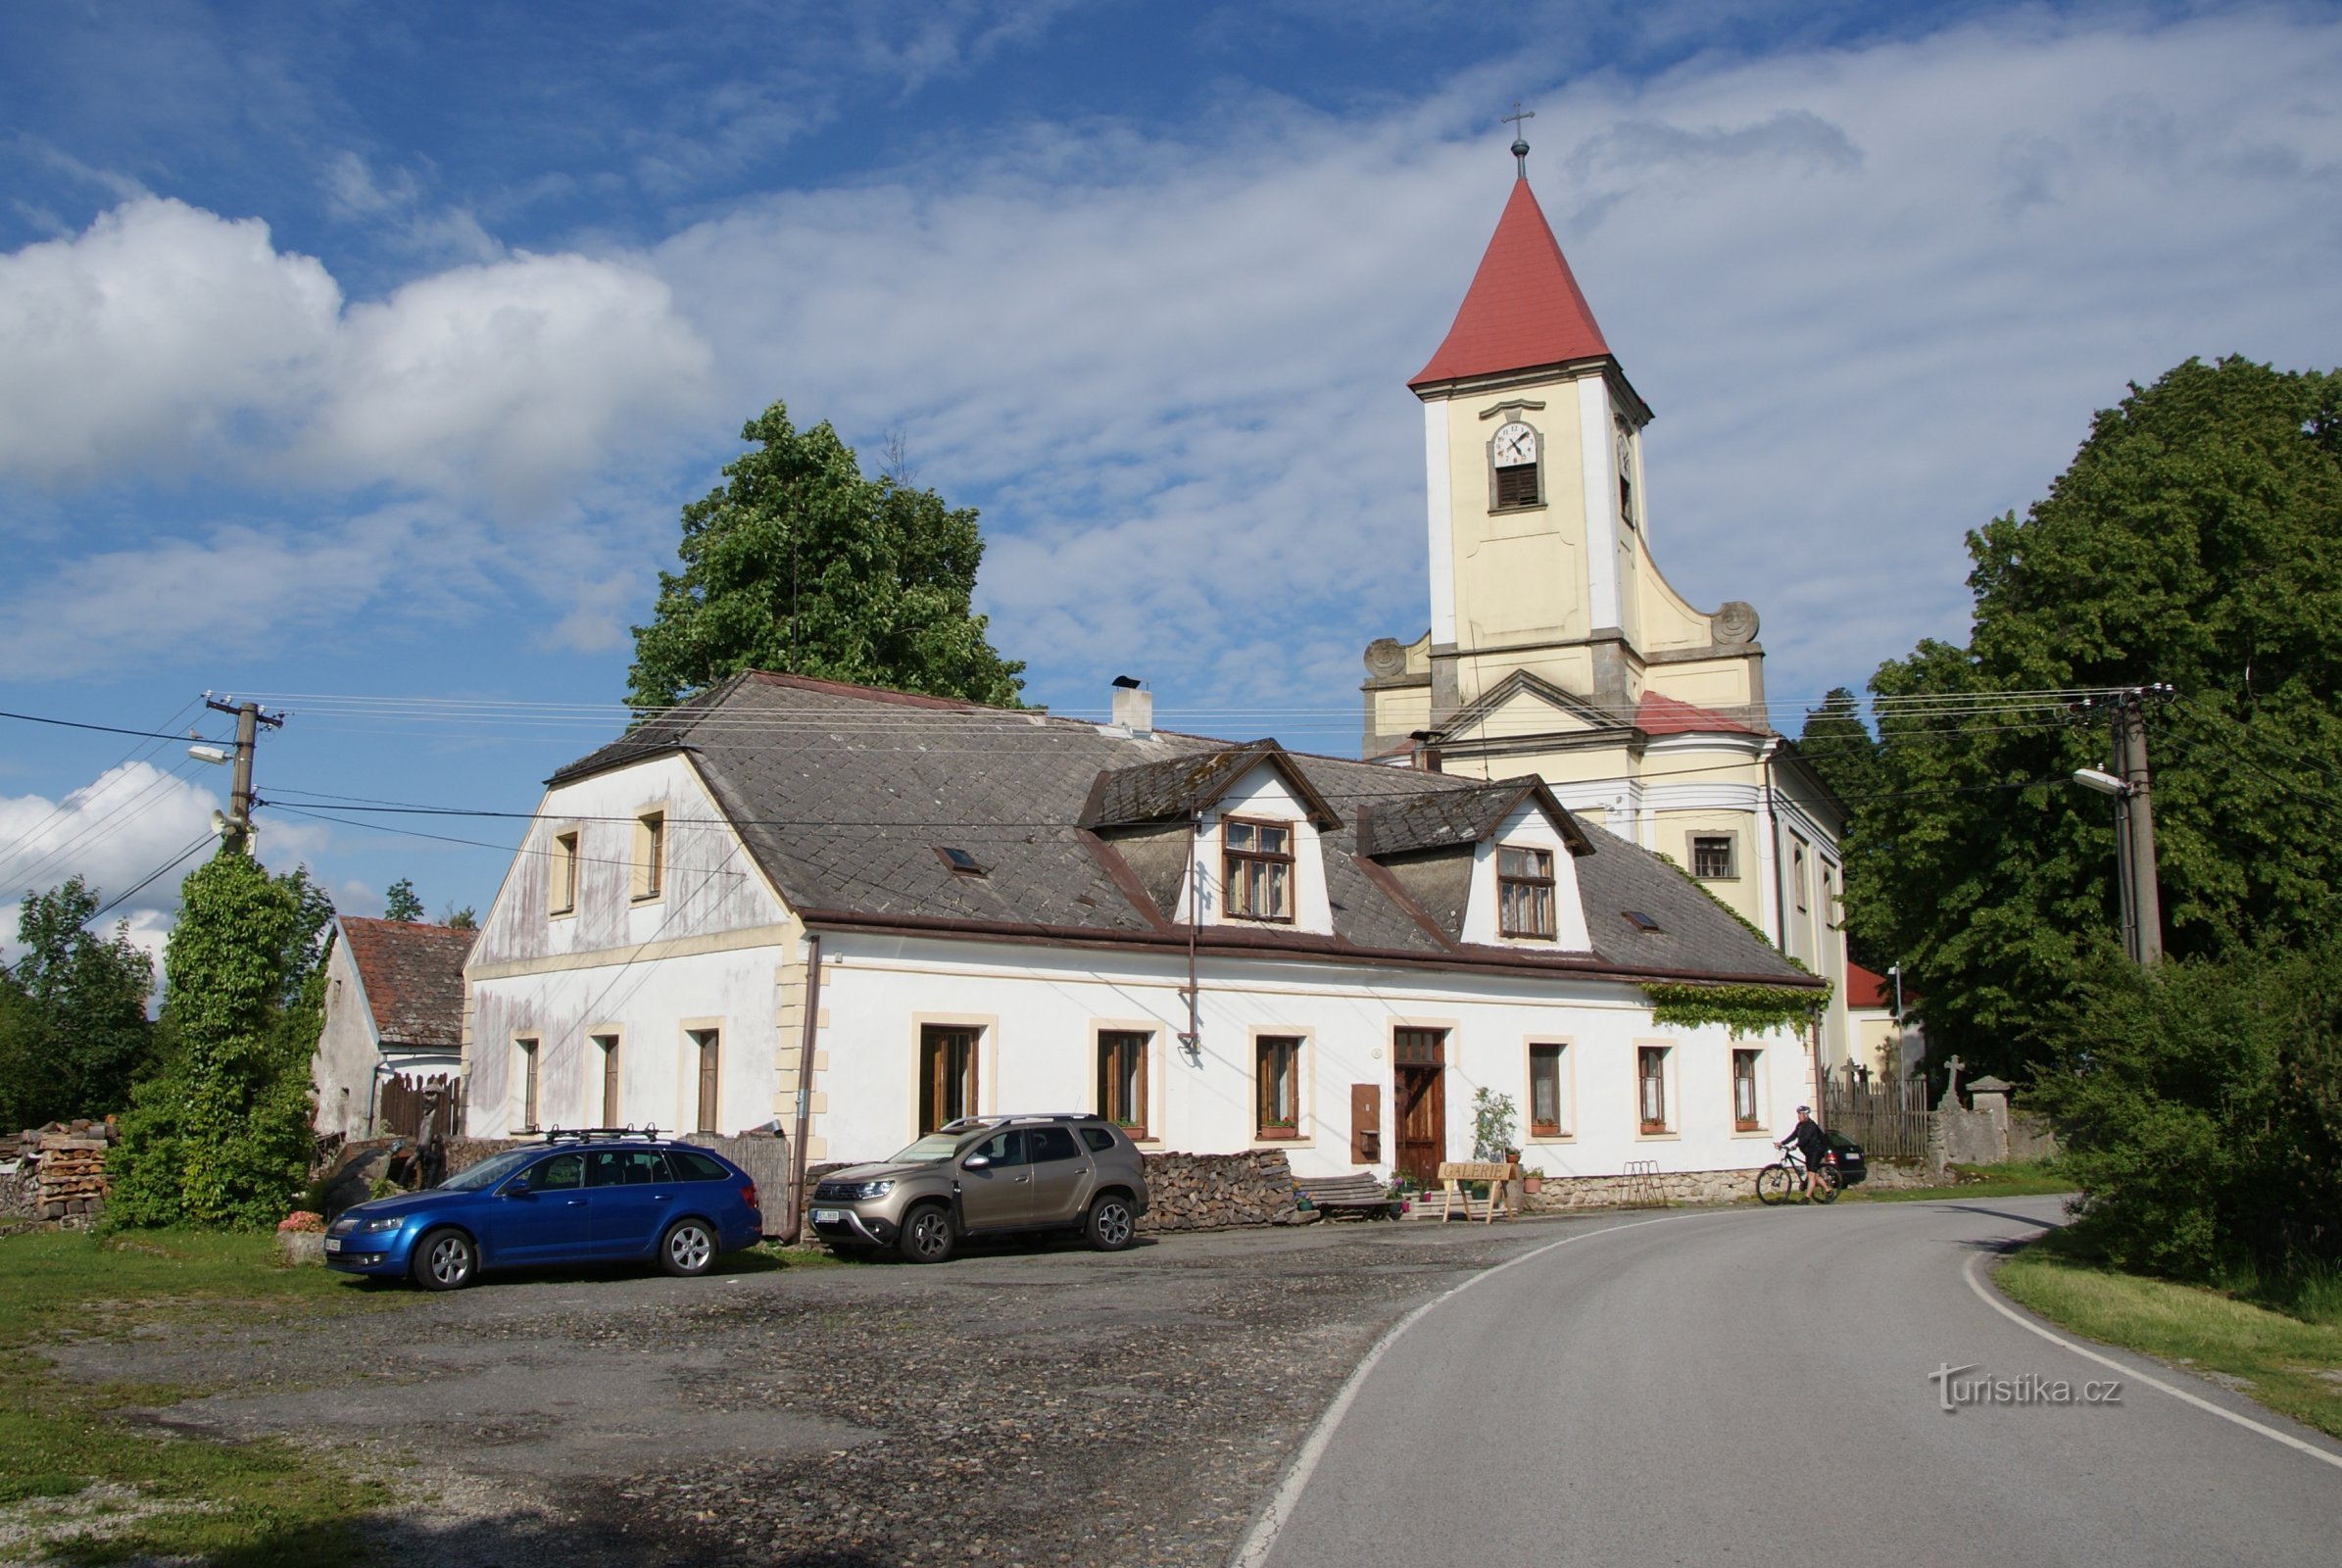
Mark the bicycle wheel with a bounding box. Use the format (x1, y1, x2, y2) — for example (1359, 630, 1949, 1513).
(1755, 1163, 1794, 1206)
(1815, 1165, 1843, 1204)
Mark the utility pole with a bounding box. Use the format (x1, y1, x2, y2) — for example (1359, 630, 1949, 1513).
(2074, 687, 2167, 967)
(203, 695, 284, 857)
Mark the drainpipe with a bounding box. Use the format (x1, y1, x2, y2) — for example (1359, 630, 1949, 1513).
(779, 931, 823, 1245)
(1178, 809, 1202, 1056)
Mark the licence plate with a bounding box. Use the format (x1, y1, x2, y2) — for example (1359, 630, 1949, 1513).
(811, 1208, 843, 1224)
(322, 1238, 342, 1253)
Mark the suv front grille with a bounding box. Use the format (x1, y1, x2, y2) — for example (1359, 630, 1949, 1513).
(812, 1181, 857, 1201)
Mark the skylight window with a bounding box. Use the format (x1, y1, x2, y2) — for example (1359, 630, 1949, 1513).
(937, 847, 986, 876)
(1622, 910, 1663, 934)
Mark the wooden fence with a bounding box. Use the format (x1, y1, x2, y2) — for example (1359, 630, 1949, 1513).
(679, 1132, 792, 1235)
(1822, 1075, 1933, 1161)
(377, 1073, 463, 1144)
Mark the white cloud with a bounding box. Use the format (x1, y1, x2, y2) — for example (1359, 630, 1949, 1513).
(0, 761, 220, 971)
(0, 196, 716, 511)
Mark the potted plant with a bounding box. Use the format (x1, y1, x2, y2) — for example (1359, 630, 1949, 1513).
(1521, 1167, 1544, 1196)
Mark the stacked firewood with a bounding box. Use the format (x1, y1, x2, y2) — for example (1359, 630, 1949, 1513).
(18, 1117, 119, 1222)
(1138, 1150, 1302, 1233)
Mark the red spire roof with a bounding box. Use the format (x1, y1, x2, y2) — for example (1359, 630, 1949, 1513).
(1410, 178, 1611, 390)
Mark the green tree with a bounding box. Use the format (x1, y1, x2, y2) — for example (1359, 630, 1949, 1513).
(627, 400, 1026, 709)
(382, 878, 424, 923)
(1848, 357, 2342, 1082)
(111, 856, 333, 1228)
(0, 876, 155, 1127)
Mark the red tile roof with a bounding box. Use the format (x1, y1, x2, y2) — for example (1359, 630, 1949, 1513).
(1634, 691, 1756, 736)
(1410, 178, 1611, 389)
(339, 917, 475, 1049)
(1846, 961, 1889, 1009)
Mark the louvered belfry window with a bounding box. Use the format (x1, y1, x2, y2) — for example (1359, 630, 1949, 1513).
(1494, 462, 1540, 509)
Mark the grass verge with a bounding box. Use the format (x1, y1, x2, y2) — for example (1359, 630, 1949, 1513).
(0, 1226, 402, 1565)
(1842, 1159, 2074, 1202)
(1995, 1231, 2342, 1440)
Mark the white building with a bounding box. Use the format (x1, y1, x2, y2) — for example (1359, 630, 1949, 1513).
(463, 671, 1824, 1189)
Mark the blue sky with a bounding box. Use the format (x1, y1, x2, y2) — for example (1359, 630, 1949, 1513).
(3, 0, 2339, 961)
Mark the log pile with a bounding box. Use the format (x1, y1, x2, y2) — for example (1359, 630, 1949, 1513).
(1138, 1150, 1305, 1233)
(11, 1117, 120, 1223)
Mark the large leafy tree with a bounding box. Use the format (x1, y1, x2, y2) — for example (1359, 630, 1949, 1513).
(627, 401, 1026, 709)
(0, 876, 155, 1127)
(112, 856, 333, 1228)
(1847, 357, 2342, 1082)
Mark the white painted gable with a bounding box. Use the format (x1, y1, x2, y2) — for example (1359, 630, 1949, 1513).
(1177, 762, 1335, 936)
(1461, 798, 1592, 951)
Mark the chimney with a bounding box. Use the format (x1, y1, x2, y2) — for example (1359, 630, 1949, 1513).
(1110, 675, 1152, 737)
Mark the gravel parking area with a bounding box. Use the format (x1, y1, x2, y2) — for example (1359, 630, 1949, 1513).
(41, 1217, 1588, 1567)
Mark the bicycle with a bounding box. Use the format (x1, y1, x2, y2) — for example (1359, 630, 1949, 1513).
(1755, 1148, 1841, 1205)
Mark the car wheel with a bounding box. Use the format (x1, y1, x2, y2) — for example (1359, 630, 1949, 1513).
(1085, 1194, 1137, 1252)
(898, 1203, 955, 1264)
(412, 1228, 476, 1292)
(659, 1218, 717, 1277)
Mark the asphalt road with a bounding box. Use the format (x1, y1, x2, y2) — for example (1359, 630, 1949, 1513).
(1244, 1196, 2342, 1568)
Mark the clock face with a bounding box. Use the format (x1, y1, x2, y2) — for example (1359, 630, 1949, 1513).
(1493, 421, 1537, 466)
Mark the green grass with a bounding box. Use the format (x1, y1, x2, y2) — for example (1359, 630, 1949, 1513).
(1842, 1159, 2076, 1202)
(1996, 1231, 2342, 1440)
(0, 1227, 403, 1564)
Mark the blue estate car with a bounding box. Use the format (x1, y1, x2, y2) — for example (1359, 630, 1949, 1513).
(324, 1132, 764, 1290)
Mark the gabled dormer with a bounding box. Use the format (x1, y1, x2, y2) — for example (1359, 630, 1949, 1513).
(1355, 777, 1593, 951)
(1080, 742, 1343, 937)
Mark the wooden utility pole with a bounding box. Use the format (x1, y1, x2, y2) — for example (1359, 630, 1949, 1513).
(203, 696, 283, 856)
(2107, 690, 2165, 966)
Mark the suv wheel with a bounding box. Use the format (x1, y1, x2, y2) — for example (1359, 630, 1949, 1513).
(898, 1203, 956, 1263)
(1085, 1194, 1136, 1252)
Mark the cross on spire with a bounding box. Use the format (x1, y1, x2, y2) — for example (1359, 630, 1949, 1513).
(1503, 101, 1535, 178)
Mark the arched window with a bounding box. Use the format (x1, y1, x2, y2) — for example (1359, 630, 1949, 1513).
(1491, 419, 1540, 509)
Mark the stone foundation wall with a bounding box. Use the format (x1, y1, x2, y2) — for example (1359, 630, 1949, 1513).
(1138, 1150, 1302, 1232)
(1521, 1166, 1755, 1210)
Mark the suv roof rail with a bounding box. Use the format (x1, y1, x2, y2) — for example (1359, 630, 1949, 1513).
(940, 1113, 1095, 1130)
(540, 1125, 662, 1144)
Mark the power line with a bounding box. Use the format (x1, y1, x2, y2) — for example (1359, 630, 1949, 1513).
(0, 708, 214, 743)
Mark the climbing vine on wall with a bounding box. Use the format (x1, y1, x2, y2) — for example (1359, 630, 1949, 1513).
(1640, 980, 1832, 1040)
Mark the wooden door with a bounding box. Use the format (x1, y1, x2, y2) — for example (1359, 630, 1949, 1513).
(920, 1025, 979, 1134)
(1392, 1028, 1446, 1186)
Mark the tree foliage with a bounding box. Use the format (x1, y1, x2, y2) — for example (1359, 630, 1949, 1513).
(627, 401, 1026, 710)
(111, 856, 332, 1229)
(2029, 934, 2342, 1282)
(0, 876, 155, 1128)
(383, 878, 424, 923)
(1846, 357, 2342, 1082)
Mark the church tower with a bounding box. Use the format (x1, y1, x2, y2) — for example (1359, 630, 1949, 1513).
(1361, 142, 1852, 1069)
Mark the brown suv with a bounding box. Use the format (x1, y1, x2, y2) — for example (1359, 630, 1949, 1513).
(807, 1114, 1149, 1263)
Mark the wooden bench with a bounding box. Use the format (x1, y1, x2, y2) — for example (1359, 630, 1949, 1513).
(1296, 1172, 1400, 1220)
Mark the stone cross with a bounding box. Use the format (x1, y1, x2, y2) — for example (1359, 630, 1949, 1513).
(1938, 1054, 1965, 1110)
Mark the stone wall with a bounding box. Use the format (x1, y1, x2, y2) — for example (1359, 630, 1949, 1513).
(1522, 1165, 1757, 1210)
(1138, 1150, 1302, 1232)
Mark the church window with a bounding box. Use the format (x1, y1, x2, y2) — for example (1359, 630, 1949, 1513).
(1223, 818, 1294, 922)
(1690, 833, 1736, 880)
(1490, 419, 1541, 510)
(1497, 846, 1556, 939)
(1616, 421, 1638, 528)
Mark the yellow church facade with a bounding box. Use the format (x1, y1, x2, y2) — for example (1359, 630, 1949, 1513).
(1361, 164, 1852, 1073)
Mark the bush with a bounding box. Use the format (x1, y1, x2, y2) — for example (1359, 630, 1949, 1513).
(2031, 934, 2342, 1282)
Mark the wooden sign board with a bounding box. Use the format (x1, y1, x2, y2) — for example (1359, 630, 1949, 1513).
(1432, 1160, 1519, 1223)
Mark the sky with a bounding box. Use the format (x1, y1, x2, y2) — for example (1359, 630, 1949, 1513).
(1, 0, 2338, 966)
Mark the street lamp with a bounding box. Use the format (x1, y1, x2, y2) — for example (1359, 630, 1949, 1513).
(2071, 767, 2127, 798)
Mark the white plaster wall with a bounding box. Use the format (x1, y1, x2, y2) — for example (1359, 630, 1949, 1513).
(809, 933, 1805, 1181)
(312, 933, 379, 1139)
(468, 944, 786, 1137)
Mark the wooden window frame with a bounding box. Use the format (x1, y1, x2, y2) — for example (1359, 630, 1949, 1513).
(632, 811, 666, 903)
(1732, 1048, 1762, 1132)
(1097, 1029, 1151, 1138)
(1497, 845, 1557, 940)
(1688, 832, 1737, 881)
(1528, 1041, 1568, 1137)
(1637, 1045, 1671, 1134)
(592, 1031, 621, 1127)
(1254, 1034, 1304, 1139)
(1222, 816, 1295, 924)
(918, 1022, 982, 1136)
(690, 1026, 720, 1135)
(515, 1036, 541, 1132)
(549, 829, 580, 916)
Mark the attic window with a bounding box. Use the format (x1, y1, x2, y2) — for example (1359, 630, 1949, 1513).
(937, 847, 986, 876)
(1622, 910, 1664, 934)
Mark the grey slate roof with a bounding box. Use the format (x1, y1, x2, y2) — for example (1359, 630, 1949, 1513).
(548, 671, 1813, 988)
(1354, 778, 1588, 859)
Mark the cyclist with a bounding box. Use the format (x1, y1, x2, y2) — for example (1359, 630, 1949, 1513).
(1778, 1105, 1831, 1201)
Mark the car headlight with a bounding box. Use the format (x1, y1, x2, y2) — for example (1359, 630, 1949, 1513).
(847, 1180, 894, 1200)
(357, 1215, 406, 1234)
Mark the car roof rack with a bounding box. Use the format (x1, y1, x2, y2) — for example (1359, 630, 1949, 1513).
(939, 1113, 1093, 1131)
(540, 1125, 662, 1145)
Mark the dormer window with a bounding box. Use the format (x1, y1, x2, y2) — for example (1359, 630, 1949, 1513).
(1223, 817, 1294, 922)
(1491, 419, 1541, 510)
(1497, 846, 1556, 939)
